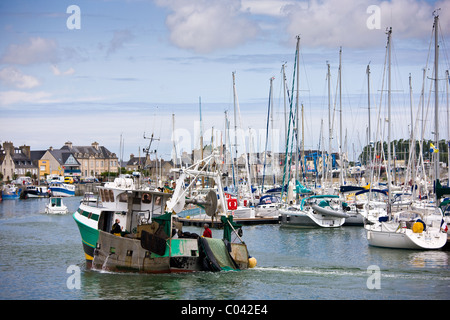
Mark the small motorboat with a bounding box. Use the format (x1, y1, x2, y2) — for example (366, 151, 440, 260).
(45, 197, 69, 214)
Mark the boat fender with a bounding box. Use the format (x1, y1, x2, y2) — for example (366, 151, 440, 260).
(342, 202, 351, 211)
(412, 221, 424, 233)
(318, 200, 330, 208)
(237, 227, 243, 237)
(248, 256, 257, 268)
(416, 219, 426, 231)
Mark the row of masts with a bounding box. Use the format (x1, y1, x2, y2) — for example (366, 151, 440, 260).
(150, 12, 447, 205)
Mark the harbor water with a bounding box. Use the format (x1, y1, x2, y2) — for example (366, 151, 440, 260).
(0, 196, 449, 300)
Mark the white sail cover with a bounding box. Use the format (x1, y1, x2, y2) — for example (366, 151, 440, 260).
(166, 173, 186, 213)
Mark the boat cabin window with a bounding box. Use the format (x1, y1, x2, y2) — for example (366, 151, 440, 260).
(104, 189, 110, 202)
(119, 193, 127, 202)
(51, 198, 62, 206)
(152, 195, 166, 215)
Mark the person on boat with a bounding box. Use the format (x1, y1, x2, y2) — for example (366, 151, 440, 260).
(111, 219, 123, 236)
(163, 181, 171, 193)
(202, 223, 212, 238)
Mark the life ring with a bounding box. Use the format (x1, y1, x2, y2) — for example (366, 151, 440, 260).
(142, 193, 151, 203)
(227, 198, 237, 210)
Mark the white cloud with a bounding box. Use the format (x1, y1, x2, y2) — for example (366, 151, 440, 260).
(284, 0, 450, 48)
(1, 37, 59, 65)
(0, 91, 53, 106)
(154, 0, 448, 52)
(51, 65, 75, 76)
(241, 0, 303, 16)
(0, 67, 40, 89)
(155, 0, 260, 53)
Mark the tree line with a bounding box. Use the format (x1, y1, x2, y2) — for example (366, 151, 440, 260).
(359, 139, 449, 165)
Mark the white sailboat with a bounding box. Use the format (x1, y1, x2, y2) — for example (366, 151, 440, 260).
(278, 38, 351, 227)
(281, 193, 350, 228)
(364, 20, 447, 250)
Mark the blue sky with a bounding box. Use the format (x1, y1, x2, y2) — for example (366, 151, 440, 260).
(0, 0, 449, 162)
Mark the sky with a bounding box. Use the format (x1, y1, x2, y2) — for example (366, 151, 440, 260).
(0, 0, 449, 163)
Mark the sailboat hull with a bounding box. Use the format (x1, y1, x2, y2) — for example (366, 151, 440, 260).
(280, 209, 345, 228)
(365, 226, 447, 249)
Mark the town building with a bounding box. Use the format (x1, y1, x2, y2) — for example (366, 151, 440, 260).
(126, 153, 151, 172)
(0, 141, 120, 182)
(38, 146, 81, 180)
(61, 141, 119, 178)
(0, 142, 39, 182)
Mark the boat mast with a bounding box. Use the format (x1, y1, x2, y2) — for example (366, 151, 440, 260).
(387, 27, 392, 214)
(327, 62, 332, 186)
(339, 47, 344, 186)
(446, 69, 449, 186)
(367, 64, 372, 166)
(295, 35, 300, 203)
(433, 12, 440, 189)
(270, 76, 276, 185)
(232, 72, 239, 204)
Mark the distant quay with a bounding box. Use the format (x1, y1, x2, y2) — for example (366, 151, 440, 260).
(74, 183, 101, 196)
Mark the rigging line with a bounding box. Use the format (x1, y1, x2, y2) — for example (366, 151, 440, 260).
(281, 47, 297, 200)
(330, 62, 339, 149)
(438, 21, 450, 70)
(369, 38, 388, 185)
(262, 79, 273, 193)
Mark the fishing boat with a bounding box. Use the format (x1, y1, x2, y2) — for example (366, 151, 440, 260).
(45, 197, 69, 214)
(48, 181, 75, 197)
(73, 150, 255, 273)
(80, 192, 99, 205)
(22, 185, 50, 198)
(1, 184, 21, 200)
(364, 20, 448, 250)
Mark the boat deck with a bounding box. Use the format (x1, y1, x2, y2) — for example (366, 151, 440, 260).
(179, 216, 280, 228)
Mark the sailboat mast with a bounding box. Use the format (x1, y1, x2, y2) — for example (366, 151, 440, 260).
(367, 64, 372, 164)
(446, 69, 449, 186)
(270, 76, 276, 185)
(433, 12, 440, 184)
(339, 47, 343, 186)
(233, 72, 238, 190)
(295, 35, 300, 203)
(327, 62, 332, 185)
(387, 27, 392, 211)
